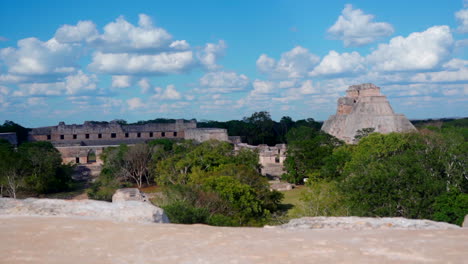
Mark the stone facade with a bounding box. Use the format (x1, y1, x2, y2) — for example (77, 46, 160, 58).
(29, 119, 232, 165)
(29, 119, 196, 145)
(0, 132, 17, 146)
(235, 143, 287, 178)
(55, 145, 107, 165)
(322, 83, 416, 143)
(184, 128, 229, 142)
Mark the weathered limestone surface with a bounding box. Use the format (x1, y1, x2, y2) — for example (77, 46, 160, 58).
(322, 83, 416, 143)
(279, 216, 460, 230)
(184, 128, 229, 142)
(0, 216, 467, 263)
(0, 198, 169, 223)
(269, 180, 294, 191)
(112, 188, 149, 203)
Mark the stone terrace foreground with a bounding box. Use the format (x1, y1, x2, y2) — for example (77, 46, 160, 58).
(1, 216, 467, 264)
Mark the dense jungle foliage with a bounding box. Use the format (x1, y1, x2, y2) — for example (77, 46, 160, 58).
(0, 140, 73, 198)
(282, 118, 468, 225)
(88, 139, 283, 226)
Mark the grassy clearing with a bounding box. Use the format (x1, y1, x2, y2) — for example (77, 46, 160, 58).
(280, 186, 304, 208)
(269, 186, 305, 225)
(42, 181, 88, 200)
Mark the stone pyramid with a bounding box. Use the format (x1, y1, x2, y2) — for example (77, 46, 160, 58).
(321, 83, 416, 143)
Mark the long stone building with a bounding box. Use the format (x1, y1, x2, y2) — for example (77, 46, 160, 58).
(29, 119, 228, 164)
(322, 83, 416, 143)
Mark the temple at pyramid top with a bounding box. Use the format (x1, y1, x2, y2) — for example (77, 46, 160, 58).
(321, 83, 416, 143)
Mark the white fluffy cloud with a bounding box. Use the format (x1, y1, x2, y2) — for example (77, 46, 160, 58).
(455, 8, 468, 33)
(0, 37, 79, 76)
(411, 68, 468, 83)
(12, 71, 97, 96)
(64, 70, 97, 94)
(55, 21, 98, 43)
(257, 46, 319, 78)
(199, 71, 249, 93)
(443, 59, 468, 70)
(310, 51, 365, 76)
(127, 97, 144, 110)
(328, 4, 394, 46)
(250, 80, 276, 95)
(197, 40, 226, 70)
(89, 51, 195, 75)
(138, 78, 151, 93)
(367, 26, 453, 72)
(153, 84, 181, 100)
(94, 14, 172, 52)
(111, 75, 132, 88)
(170, 40, 190, 50)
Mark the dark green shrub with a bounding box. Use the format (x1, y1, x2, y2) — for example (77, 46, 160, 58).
(163, 201, 209, 224)
(432, 191, 468, 226)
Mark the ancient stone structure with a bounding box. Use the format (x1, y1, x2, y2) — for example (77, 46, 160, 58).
(2, 216, 467, 263)
(28, 119, 229, 164)
(279, 217, 460, 230)
(235, 143, 287, 178)
(184, 128, 229, 142)
(29, 119, 196, 144)
(0, 132, 17, 146)
(112, 188, 149, 203)
(322, 83, 416, 143)
(0, 197, 169, 223)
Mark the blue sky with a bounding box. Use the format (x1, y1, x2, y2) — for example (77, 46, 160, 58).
(0, 0, 467, 127)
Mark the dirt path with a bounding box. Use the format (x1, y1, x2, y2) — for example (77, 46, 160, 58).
(0, 216, 467, 264)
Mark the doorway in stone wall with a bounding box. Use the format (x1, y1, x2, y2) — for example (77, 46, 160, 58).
(87, 150, 96, 163)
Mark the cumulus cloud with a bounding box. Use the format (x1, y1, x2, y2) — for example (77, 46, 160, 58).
(328, 4, 394, 46)
(199, 71, 249, 93)
(64, 70, 97, 94)
(456, 8, 468, 33)
(250, 80, 277, 95)
(127, 97, 144, 110)
(310, 50, 365, 76)
(138, 78, 151, 93)
(197, 40, 226, 70)
(153, 84, 181, 100)
(257, 46, 320, 78)
(55, 21, 98, 43)
(367, 26, 453, 72)
(94, 14, 172, 52)
(0, 37, 79, 76)
(443, 58, 468, 70)
(12, 70, 97, 96)
(170, 40, 190, 50)
(89, 51, 195, 75)
(273, 80, 320, 102)
(411, 68, 468, 83)
(111, 75, 132, 88)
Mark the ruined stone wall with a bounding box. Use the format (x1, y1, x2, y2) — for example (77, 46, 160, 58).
(56, 146, 106, 165)
(0, 132, 17, 146)
(29, 119, 196, 145)
(184, 128, 229, 142)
